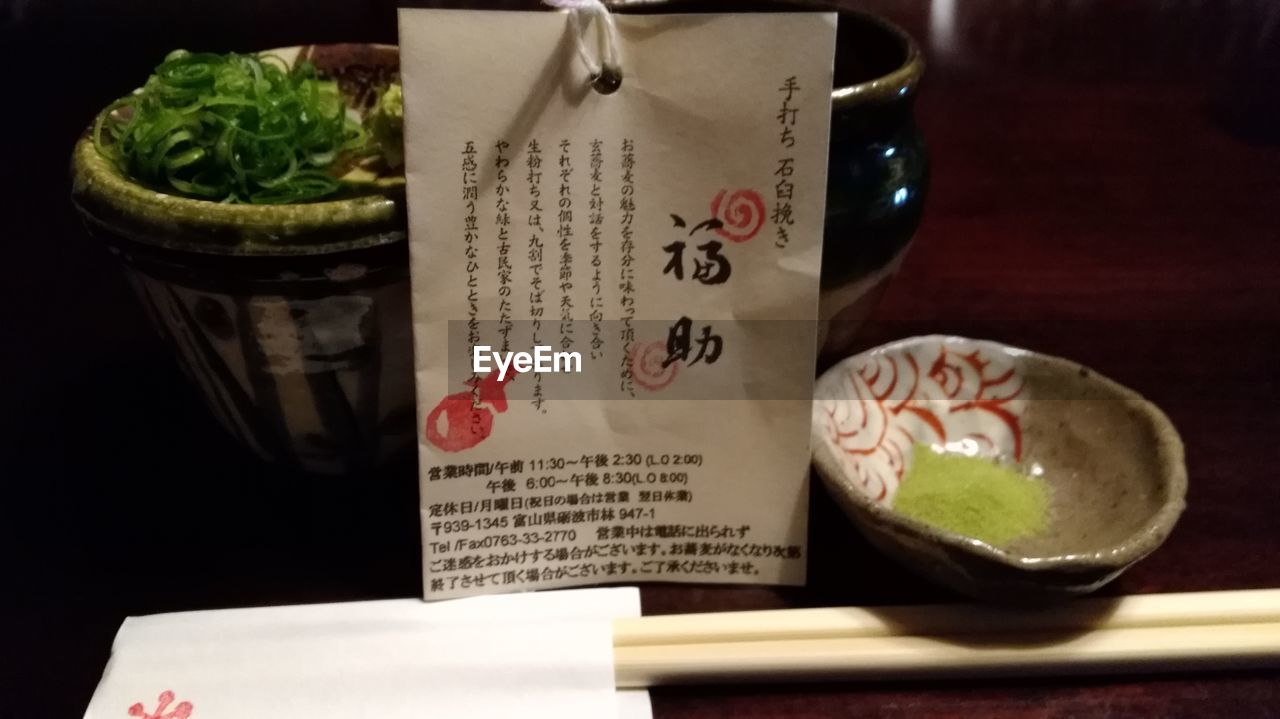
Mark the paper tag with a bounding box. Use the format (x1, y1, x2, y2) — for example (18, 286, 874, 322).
(400, 8, 836, 599)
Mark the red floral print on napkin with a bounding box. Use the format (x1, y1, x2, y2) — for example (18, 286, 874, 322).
(128, 690, 193, 719)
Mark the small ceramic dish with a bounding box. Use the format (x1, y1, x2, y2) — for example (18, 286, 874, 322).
(811, 336, 1187, 603)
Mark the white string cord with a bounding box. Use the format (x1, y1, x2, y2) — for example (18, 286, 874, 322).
(542, 0, 623, 90)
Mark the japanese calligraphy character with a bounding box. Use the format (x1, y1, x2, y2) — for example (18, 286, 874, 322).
(779, 125, 795, 148)
(663, 317, 723, 367)
(691, 240, 730, 285)
(779, 76, 800, 101)
(663, 214, 732, 285)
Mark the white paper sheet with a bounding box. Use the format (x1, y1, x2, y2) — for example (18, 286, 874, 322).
(83, 588, 650, 719)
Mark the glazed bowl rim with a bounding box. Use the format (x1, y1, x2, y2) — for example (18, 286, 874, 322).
(608, 1, 924, 107)
(812, 334, 1188, 574)
(72, 137, 401, 233)
(829, 10, 924, 108)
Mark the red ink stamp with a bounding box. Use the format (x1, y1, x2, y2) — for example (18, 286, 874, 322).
(710, 189, 766, 243)
(629, 341, 678, 392)
(425, 371, 514, 452)
(128, 691, 192, 719)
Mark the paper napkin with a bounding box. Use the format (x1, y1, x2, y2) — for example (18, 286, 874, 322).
(84, 587, 650, 719)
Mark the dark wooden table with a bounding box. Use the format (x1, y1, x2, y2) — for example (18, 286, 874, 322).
(2, 1, 1277, 716)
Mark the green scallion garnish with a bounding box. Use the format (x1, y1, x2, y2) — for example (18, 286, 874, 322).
(93, 49, 369, 204)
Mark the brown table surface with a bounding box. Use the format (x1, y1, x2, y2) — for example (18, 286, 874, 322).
(2, 0, 1278, 716)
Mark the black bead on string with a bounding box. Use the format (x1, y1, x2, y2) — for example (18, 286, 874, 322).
(592, 64, 623, 95)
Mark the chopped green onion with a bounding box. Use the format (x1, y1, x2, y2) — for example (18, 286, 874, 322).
(93, 50, 368, 204)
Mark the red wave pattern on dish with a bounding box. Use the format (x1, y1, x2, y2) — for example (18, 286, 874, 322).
(822, 342, 1025, 505)
(128, 691, 193, 719)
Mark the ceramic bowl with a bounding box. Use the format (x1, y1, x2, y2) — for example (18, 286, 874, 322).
(72, 44, 412, 475)
(811, 336, 1187, 603)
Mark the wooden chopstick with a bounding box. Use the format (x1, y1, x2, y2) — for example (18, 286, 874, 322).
(614, 620, 1280, 687)
(613, 588, 1280, 647)
(612, 589, 1280, 687)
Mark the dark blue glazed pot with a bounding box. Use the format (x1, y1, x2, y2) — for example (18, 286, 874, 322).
(819, 11, 928, 361)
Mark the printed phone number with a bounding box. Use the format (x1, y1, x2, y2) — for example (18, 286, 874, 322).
(426, 526, 580, 545)
(429, 507, 657, 537)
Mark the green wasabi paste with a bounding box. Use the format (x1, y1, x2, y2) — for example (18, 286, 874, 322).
(893, 445, 1049, 547)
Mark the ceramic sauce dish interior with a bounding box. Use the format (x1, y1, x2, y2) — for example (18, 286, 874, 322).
(811, 335, 1187, 603)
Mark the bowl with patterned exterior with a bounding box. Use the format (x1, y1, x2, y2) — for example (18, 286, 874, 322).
(72, 44, 411, 475)
(811, 336, 1188, 603)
